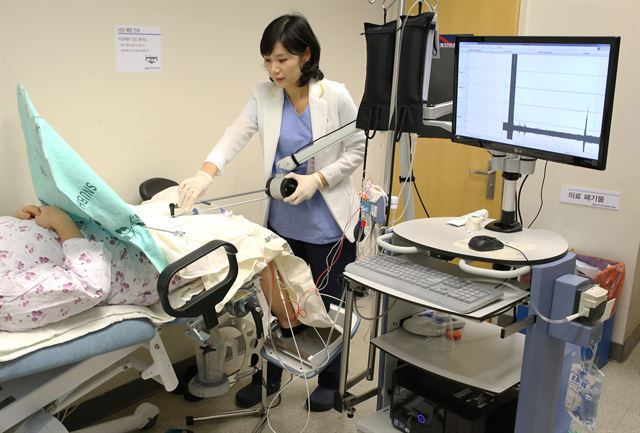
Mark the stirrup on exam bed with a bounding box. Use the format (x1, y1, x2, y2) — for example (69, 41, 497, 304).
(186, 303, 361, 429)
(157, 240, 273, 431)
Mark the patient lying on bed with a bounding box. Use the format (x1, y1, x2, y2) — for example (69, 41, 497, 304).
(0, 205, 305, 332)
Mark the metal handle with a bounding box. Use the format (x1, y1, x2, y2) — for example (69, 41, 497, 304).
(469, 168, 497, 175)
(376, 232, 420, 254)
(469, 163, 496, 199)
(458, 259, 531, 278)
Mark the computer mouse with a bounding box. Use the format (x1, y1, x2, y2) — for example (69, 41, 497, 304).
(468, 235, 504, 251)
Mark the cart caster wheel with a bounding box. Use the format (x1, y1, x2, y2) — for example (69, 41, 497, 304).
(186, 416, 194, 426)
(141, 414, 158, 430)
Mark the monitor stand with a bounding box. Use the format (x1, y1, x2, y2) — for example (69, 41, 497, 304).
(485, 153, 536, 233)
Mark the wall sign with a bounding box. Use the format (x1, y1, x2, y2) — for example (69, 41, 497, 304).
(115, 25, 161, 72)
(560, 185, 621, 210)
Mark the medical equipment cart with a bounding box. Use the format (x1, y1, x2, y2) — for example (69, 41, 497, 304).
(337, 218, 608, 433)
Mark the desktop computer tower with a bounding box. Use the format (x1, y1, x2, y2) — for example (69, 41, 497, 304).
(390, 364, 518, 433)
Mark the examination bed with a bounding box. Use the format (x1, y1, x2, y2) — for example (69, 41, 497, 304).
(2, 85, 359, 432)
(0, 237, 359, 433)
(0, 239, 239, 433)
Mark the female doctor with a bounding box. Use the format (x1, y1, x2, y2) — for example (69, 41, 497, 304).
(177, 14, 365, 412)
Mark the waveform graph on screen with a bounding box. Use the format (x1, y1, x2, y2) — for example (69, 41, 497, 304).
(453, 37, 619, 170)
(501, 50, 608, 160)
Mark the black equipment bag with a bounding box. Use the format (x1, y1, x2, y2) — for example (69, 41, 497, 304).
(356, 13, 435, 136)
(356, 20, 396, 133)
(393, 12, 435, 135)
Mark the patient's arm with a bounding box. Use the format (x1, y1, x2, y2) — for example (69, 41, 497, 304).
(0, 210, 110, 331)
(259, 262, 302, 329)
(16, 205, 83, 241)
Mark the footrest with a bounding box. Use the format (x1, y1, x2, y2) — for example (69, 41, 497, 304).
(261, 304, 360, 379)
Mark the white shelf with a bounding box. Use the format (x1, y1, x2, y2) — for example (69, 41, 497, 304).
(371, 320, 524, 393)
(393, 217, 568, 264)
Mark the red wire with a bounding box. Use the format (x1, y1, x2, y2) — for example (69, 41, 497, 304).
(314, 207, 361, 289)
(291, 287, 319, 320)
(314, 237, 344, 288)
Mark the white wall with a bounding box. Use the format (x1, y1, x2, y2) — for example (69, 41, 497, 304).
(0, 0, 387, 221)
(5, 0, 634, 347)
(0, 0, 387, 366)
(519, 0, 640, 345)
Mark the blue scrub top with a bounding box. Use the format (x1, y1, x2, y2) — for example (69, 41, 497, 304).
(268, 94, 343, 244)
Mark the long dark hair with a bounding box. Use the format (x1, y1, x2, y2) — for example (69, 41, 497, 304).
(260, 14, 324, 87)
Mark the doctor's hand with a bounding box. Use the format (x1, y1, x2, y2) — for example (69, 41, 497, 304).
(283, 172, 323, 206)
(177, 171, 213, 214)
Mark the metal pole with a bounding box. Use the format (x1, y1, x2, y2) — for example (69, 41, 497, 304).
(196, 196, 268, 214)
(366, 291, 382, 380)
(382, 0, 407, 196)
(198, 188, 267, 205)
(338, 283, 356, 405)
(396, 133, 415, 223)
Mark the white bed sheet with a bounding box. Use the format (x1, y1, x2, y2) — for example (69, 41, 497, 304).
(132, 188, 332, 328)
(0, 302, 171, 362)
(0, 274, 211, 362)
(1, 189, 334, 362)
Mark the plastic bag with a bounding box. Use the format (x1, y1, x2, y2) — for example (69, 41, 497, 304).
(576, 254, 625, 314)
(565, 347, 605, 431)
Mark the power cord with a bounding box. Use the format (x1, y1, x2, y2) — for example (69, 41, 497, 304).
(516, 174, 529, 224)
(413, 180, 431, 218)
(527, 161, 548, 228)
(354, 295, 398, 321)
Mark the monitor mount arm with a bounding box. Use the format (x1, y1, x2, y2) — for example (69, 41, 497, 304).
(485, 152, 536, 233)
(422, 100, 452, 133)
(276, 122, 359, 171)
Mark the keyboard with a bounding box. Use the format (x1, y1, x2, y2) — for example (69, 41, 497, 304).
(345, 255, 503, 313)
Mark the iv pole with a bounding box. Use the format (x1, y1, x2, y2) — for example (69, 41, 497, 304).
(383, 0, 440, 225)
(338, 0, 449, 417)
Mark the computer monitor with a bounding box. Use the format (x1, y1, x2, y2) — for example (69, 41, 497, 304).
(452, 36, 620, 171)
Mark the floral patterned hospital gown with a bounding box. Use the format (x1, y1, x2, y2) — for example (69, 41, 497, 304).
(0, 216, 166, 331)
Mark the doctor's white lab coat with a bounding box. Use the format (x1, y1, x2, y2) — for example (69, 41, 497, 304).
(205, 79, 366, 243)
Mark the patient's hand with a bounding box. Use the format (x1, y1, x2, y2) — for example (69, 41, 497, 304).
(15, 204, 41, 220)
(16, 205, 83, 242)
